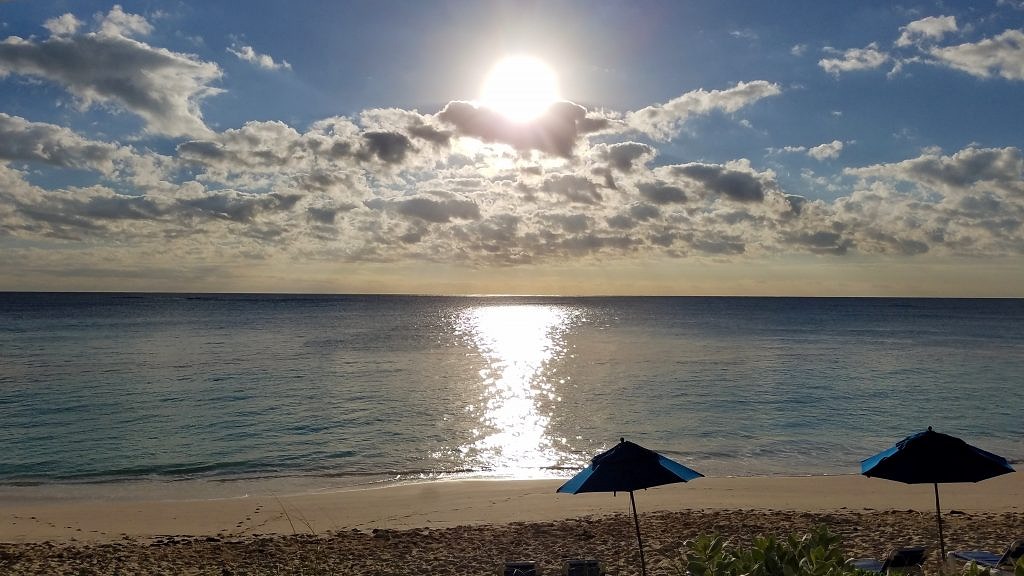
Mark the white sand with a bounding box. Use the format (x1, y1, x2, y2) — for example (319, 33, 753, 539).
(2, 473, 1021, 543)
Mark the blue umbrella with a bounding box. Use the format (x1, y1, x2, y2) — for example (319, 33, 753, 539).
(558, 438, 703, 576)
(861, 426, 1014, 558)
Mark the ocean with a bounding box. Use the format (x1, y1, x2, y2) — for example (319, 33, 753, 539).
(1, 293, 1022, 499)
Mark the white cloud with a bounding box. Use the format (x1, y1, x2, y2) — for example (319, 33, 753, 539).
(928, 29, 1024, 80)
(625, 81, 781, 140)
(896, 15, 957, 47)
(808, 140, 845, 161)
(3, 134, 1023, 269)
(2, 7, 1023, 276)
(791, 44, 808, 56)
(0, 7, 222, 137)
(43, 14, 82, 37)
(227, 44, 292, 71)
(772, 140, 845, 161)
(819, 43, 889, 76)
(95, 4, 153, 39)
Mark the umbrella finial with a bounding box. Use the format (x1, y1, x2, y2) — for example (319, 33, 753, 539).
(620, 437, 625, 443)
(927, 426, 933, 432)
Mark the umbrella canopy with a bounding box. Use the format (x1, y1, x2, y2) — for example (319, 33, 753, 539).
(558, 438, 703, 494)
(861, 427, 1013, 484)
(861, 427, 1014, 557)
(558, 438, 702, 576)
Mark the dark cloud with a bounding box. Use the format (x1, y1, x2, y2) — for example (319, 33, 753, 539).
(358, 131, 414, 165)
(0, 113, 125, 174)
(545, 213, 590, 234)
(784, 194, 807, 215)
(788, 230, 850, 255)
(307, 206, 339, 225)
(598, 142, 655, 172)
(542, 174, 603, 204)
(637, 181, 687, 204)
(672, 163, 767, 202)
(178, 191, 302, 223)
(407, 122, 452, 147)
(630, 203, 661, 221)
(393, 195, 480, 223)
(692, 238, 746, 255)
(606, 214, 636, 230)
(437, 100, 606, 157)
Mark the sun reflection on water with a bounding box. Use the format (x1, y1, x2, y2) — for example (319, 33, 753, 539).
(456, 304, 577, 478)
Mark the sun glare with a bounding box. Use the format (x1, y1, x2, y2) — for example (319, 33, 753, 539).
(479, 56, 560, 123)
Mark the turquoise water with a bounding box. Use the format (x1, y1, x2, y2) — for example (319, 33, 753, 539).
(1, 294, 1021, 496)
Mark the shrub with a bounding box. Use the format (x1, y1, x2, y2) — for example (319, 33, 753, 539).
(672, 526, 861, 576)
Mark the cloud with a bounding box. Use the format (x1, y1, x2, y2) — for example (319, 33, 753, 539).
(896, 15, 957, 47)
(821, 16, 1023, 82)
(227, 43, 292, 71)
(774, 140, 845, 160)
(0, 6, 222, 137)
(392, 194, 481, 223)
(670, 161, 771, 203)
(0, 113, 127, 174)
(541, 174, 603, 204)
(2, 6, 1023, 276)
(637, 181, 687, 204)
(626, 81, 781, 140)
(835, 147, 1024, 256)
(3, 139, 1023, 270)
(928, 29, 1024, 80)
(596, 142, 656, 173)
(819, 43, 890, 76)
(846, 146, 1023, 198)
(43, 14, 83, 37)
(808, 140, 845, 161)
(437, 100, 608, 157)
(96, 4, 153, 38)
(175, 112, 451, 192)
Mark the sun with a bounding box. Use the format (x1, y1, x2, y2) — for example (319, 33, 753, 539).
(479, 56, 560, 123)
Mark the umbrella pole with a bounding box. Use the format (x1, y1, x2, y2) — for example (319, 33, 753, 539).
(629, 490, 647, 576)
(934, 483, 946, 559)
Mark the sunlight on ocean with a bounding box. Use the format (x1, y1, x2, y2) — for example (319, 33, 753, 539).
(1, 294, 1022, 497)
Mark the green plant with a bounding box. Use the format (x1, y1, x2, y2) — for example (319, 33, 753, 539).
(961, 561, 992, 576)
(673, 527, 863, 576)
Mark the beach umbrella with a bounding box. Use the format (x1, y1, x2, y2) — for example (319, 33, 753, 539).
(557, 438, 703, 576)
(860, 426, 1014, 558)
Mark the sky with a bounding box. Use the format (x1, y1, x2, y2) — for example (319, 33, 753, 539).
(1, 1, 1023, 296)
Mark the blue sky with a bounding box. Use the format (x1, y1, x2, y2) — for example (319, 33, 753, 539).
(1, 1, 1023, 295)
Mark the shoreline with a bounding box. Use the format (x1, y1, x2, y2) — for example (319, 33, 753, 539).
(3, 473, 1021, 544)
(3, 474, 1023, 575)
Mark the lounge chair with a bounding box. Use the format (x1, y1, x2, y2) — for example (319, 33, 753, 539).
(564, 558, 602, 576)
(949, 539, 1024, 571)
(504, 561, 538, 576)
(849, 546, 927, 573)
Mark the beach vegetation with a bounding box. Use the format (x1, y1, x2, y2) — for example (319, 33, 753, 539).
(959, 554, 1024, 576)
(673, 526, 865, 576)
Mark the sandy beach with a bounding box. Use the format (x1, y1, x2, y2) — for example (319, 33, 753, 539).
(2, 473, 1022, 574)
